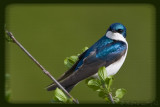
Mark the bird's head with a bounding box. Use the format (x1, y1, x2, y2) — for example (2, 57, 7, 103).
(106, 23, 127, 41)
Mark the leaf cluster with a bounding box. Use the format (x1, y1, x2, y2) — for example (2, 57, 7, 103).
(86, 66, 126, 103)
(64, 47, 88, 69)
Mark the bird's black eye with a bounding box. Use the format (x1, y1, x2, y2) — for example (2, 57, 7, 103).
(117, 29, 123, 33)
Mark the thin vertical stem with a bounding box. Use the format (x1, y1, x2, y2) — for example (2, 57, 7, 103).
(108, 92, 115, 104)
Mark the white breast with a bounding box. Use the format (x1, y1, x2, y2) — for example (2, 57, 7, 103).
(106, 31, 128, 76)
(92, 51, 127, 78)
(106, 49, 127, 76)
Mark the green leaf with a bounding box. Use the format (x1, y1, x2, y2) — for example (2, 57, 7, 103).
(77, 53, 80, 56)
(114, 97, 120, 103)
(82, 47, 89, 52)
(52, 88, 74, 104)
(115, 88, 126, 99)
(87, 85, 100, 91)
(98, 91, 106, 98)
(66, 98, 74, 104)
(105, 78, 109, 85)
(108, 78, 113, 87)
(52, 96, 61, 103)
(69, 56, 79, 62)
(86, 78, 102, 91)
(104, 97, 110, 103)
(54, 88, 68, 103)
(64, 58, 73, 69)
(88, 79, 101, 87)
(5, 34, 14, 43)
(64, 56, 78, 69)
(85, 77, 94, 84)
(5, 90, 11, 102)
(64, 47, 88, 69)
(98, 66, 107, 82)
(105, 78, 113, 91)
(105, 76, 114, 91)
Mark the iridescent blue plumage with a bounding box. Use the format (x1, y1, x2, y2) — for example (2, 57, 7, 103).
(75, 36, 126, 71)
(47, 23, 128, 92)
(108, 23, 126, 38)
(75, 36, 113, 70)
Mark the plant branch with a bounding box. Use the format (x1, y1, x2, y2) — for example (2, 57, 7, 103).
(108, 92, 115, 104)
(104, 85, 115, 104)
(6, 31, 79, 104)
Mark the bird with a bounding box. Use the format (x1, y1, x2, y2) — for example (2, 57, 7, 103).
(47, 23, 128, 92)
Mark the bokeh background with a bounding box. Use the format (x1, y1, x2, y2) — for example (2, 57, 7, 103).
(5, 4, 156, 103)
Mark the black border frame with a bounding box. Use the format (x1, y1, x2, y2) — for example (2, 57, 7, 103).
(0, 0, 159, 106)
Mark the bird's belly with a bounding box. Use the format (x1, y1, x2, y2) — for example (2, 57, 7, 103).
(92, 54, 126, 78)
(106, 55, 126, 76)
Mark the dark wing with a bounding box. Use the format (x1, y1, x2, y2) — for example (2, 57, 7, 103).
(57, 50, 88, 81)
(96, 41, 127, 66)
(47, 41, 127, 91)
(46, 50, 87, 89)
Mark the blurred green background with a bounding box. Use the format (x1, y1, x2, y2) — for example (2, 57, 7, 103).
(5, 4, 156, 103)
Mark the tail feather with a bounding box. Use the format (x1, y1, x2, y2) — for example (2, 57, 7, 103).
(64, 85, 75, 92)
(46, 84, 57, 91)
(46, 83, 76, 92)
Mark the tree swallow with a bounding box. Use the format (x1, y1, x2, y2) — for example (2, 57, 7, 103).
(47, 23, 128, 92)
